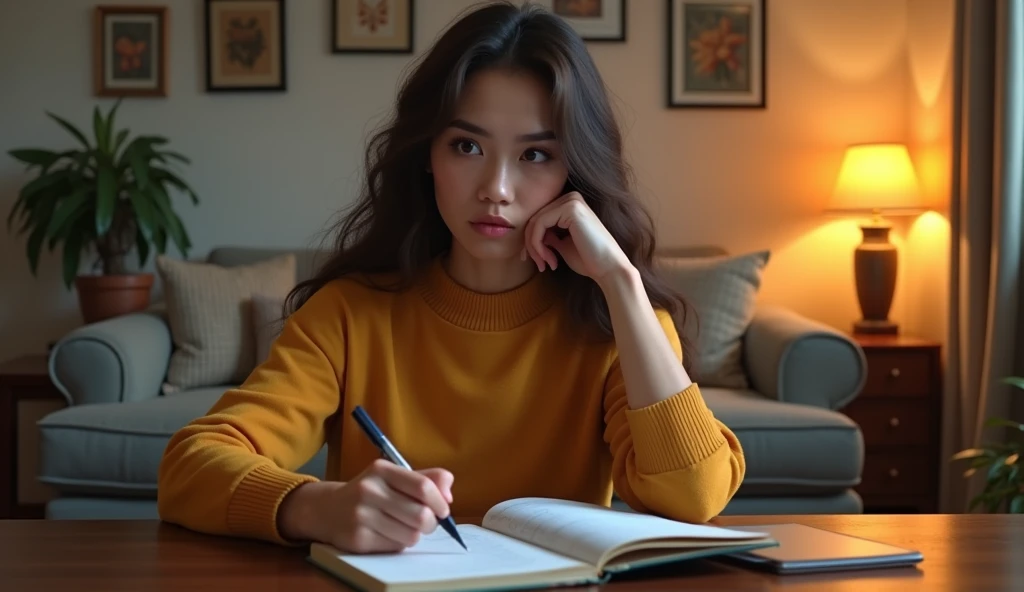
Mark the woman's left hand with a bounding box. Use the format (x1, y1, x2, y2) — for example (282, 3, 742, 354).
(521, 192, 633, 283)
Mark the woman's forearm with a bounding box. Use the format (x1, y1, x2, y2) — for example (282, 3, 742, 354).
(597, 265, 693, 409)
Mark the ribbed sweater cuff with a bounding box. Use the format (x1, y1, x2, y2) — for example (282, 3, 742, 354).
(226, 464, 319, 544)
(625, 383, 727, 474)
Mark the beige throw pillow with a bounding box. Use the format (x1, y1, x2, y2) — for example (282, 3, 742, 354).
(252, 294, 287, 366)
(156, 254, 296, 392)
(656, 250, 770, 389)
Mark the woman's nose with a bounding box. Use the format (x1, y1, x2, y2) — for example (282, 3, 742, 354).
(479, 161, 513, 204)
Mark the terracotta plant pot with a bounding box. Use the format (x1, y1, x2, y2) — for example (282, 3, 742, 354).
(74, 273, 155, 324)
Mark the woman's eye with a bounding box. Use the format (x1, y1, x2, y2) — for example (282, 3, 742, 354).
(452, 139, 481, 155)
(522, 148, 550, 163)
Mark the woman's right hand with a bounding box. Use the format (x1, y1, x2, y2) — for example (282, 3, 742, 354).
(278, 459, 454, 553)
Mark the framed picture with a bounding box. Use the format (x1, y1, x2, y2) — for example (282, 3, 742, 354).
(205, 0, 286, 92)
(548, 0, 626, 42)
(667, 0, 765, 108)
(93, 6, 168, 97)
(332, 0, 413, 54)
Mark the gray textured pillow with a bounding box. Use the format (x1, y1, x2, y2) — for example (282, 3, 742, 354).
(656, 250, 770, 388)
(156, 254, 296, 392)
(252, 294, 287, 366)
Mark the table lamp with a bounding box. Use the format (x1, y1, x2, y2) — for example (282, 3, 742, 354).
(826, 143, 924, 335)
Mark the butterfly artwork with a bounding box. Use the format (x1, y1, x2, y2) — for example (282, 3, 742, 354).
(357, 0, 390, 34)
(93, 6, 167, 97)
(333, 0, 413, 53)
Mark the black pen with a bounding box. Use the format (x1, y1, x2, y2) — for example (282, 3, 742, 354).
(351, 405, 468, 551)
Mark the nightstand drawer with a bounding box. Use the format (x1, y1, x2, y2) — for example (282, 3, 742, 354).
(843, 399, 931, 446)
(862, 350, 931, 397)
(859, 451, 932, 495)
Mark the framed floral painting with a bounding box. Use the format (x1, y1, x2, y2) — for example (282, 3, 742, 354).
(93, 6, 168, 97)
(332, 0, 413, 54)
(667, 0, 766, 108)
(205, 0, 286, 92)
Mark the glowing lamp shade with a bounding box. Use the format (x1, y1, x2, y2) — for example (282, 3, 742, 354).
(828, 143, 923, 214)
(826, 143, 924, 336)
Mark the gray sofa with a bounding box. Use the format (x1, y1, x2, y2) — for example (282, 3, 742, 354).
(37, 246, 867, 520)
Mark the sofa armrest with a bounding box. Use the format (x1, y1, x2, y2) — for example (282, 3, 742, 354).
(743, 305, 867, 410)
(48, 311, 172, 406)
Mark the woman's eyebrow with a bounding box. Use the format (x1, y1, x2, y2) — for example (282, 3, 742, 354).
(449, 118, 556, 142)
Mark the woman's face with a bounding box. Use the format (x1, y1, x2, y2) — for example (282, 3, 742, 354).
(429, 68, 569, 264)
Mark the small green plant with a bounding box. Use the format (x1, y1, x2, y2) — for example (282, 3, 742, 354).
(951, 376, 1024, 513)
(6, 99, 198, 288)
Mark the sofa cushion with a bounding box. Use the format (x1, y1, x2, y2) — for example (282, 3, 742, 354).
(37, 388, 327, 497)
(702, 387, 863, 495)
(656, 250, 769, 389)
(252, 294, 287, 365)
(156, 254, 297, 392)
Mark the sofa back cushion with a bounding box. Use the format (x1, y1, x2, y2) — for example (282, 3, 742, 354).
(656, 250, 770, 389)
(207, 246, 329, 284)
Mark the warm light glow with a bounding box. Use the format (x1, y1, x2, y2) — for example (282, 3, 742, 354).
(827, 143, 924, 212)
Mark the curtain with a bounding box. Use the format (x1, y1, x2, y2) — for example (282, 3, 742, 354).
(942, 0, 1024, 513)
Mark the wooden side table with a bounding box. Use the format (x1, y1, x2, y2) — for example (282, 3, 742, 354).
(841, 334, 943, 513)
(0, 355, 68, 519)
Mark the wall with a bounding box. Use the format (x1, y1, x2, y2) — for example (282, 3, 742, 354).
(0, 0, 954, 364)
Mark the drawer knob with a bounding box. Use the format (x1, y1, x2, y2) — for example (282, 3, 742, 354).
(889, 468, 900, 478)
(889, 417, 900, 427)
(889, 367, 901, 378)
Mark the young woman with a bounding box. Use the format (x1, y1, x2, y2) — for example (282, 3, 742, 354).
(157, 1, 745, 553)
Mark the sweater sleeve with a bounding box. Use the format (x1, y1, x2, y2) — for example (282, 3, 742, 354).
(157, 283, 347, 544)
(602, 309, 745, 523)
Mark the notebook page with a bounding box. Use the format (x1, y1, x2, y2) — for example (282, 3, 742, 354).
(313, 524, 593, 586)
(482, 498, 768, 566)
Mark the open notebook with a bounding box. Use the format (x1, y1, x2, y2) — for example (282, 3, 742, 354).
(308, 497, 777, 592)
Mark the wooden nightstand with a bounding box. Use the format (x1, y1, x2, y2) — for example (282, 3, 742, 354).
(841, 334, 943, 513)
(0, 354, 68, 519)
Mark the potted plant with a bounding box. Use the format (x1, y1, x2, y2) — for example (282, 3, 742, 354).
(950, 376, 1024, 513)
(6, 99, 199, 323)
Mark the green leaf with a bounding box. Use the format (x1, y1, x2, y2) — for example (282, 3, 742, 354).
(112, 129, 130, 159)
(46, 112, 91, 150)
(45, 189, 90, 245)
(985, 417, 1024, 431)
(128, 187, 158, 240)
(95, 164, 117, 236)
(150, 167, 200, 204)
(153, 226, 168, 254)
(129, 146, 150, 189)
(26, 224, 46, 276)
(989, 456, 1009, 481)
(8, 149, 61, 168)
(61, 227, 85, 289)
(135, 227, 150, 268)
(1002, 376, 1024, 391)
(1012, 495, 1024, 513)
(93, 106, 109, 155)
(148, 184, 190, 255)
(952, 448, 990, 461)
(104, 99, 121, 153)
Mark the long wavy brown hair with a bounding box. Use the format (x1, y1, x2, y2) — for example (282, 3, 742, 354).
(286, 0, 696, 371)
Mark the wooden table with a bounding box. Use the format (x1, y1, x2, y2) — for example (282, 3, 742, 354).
(0, 354, 67, 519)
(0, 514, 1019, 591)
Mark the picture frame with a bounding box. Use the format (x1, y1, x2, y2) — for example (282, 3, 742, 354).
(667, 0, 766, 108)
(548, 0, 626, 42)
(205, 0, 286, 92)
(331, 0, 414, 54)
(93, 6, 168, 97)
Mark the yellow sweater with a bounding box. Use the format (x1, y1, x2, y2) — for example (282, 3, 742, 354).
(157, 260, 745, 544)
